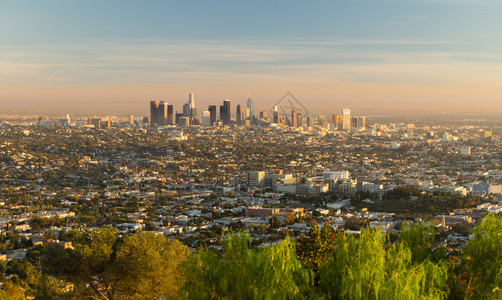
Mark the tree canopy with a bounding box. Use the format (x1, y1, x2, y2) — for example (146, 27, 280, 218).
(6, 214, 502, 299)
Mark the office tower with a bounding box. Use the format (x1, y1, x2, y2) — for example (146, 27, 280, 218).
(260, 111, 268, 121)
(100, 120, 111, 128)
(460, 146, 471, 156)
(39, 119, 54, 126)
(149, 100, 168, 126)
(175, 113, 184, 125)
(236, 104, 243, 125)
(273, 106, 280, 124)
(297, 113, 303, 127)
(191, 117, 200, 126)
(142, 116, 149, 125)
(351, 117, 358, 129)
(291, 109, 298, 128)
(129, 115, 134, 125)
(342, 109, 351, 131)
(219, 106, 225, 124)
(208, 105, 217, 126)
(167, 105, 174, 125)
(248, 171, 266, 186)
(88, 117, 101, 128)
(220, 99, 231, 125)
(150, 101, 160, 126)
(247, 93, 253, 124)
(60, 114, 70, 126)
(202, 111, 211, 127)
(357, 116, 366, 129)
(159, 101, 168, 126)
(307, 116, 315, 128)
(188, 93, 195, 115)
(332, 114, 342, 130)
(333, 114, 342, 123)
(183, 103, 189, 117)
(224, 99, 231, 123)
(179, 116, 190, 127)
(188, 93, 196, 118)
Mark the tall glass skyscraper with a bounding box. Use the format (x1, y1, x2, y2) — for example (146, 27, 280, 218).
(188, 93, 196, 118)
(167, 105, 174, 125)
(150, 100, 168, 126)
(220, 99, 231, 125)
(247, 94, 253, 124)
(236, 104, 243, 125)
(150, 100, 160, 126)
(208, 105, 217, 126)
(159, 102, 168, 126)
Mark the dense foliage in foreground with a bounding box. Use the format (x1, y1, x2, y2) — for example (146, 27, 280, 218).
(1, 214, 502, 299)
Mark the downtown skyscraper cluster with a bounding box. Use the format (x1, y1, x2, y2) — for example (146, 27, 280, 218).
(147, 93, 365, 132)
(148, 93, 256, 127)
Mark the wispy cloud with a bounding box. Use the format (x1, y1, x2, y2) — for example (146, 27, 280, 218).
(398, 16, 428, 19)
(414, 0, 502, 6)
(0, 38, 500, 87)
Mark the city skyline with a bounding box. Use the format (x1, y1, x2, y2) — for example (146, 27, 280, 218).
(1, 2, 502, 297)
(144, 93, 365, 130)
(1, 1, 502, 114)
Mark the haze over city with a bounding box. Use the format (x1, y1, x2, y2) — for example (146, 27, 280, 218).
(1, 0, 502, 115)
(3, 1, 502, 299)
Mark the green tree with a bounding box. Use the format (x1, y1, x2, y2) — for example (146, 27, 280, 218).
(285, 212, 296, 225)
(183, 232, 311, 299)
(43, 227, 117, 297)
(269, 216, 281, 228)
(105, 232, 189, 299)
(318, 229, 449, 299)
(297, 221, 337, 286)
(398, 222, 435, 263)
(7, 260, 40, 285)
(33, 275, 93, 300)
(461, 213, 502, 299)
(0, 281, 25, 300)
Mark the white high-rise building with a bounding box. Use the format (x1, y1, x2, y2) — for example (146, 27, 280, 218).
(202, 111, 211, 127)
(342, 109, 351, 131)
(460, 146, 471, 156)
(323, 170, 350, 180)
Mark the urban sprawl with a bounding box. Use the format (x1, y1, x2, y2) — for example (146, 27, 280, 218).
(0, 93, 501, 298)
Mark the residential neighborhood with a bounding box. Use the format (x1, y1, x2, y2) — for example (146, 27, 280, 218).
(0, 114, 500, 257)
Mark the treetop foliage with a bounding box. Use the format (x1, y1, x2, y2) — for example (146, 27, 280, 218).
(4, 214, 502, 299)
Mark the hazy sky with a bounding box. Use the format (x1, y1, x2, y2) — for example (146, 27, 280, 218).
(1, 0, 501, 115)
